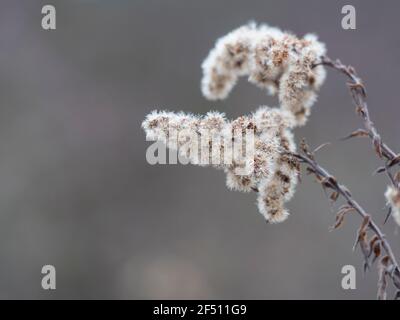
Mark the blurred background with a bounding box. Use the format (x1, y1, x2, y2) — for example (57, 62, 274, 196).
(0, 0, 399, 299)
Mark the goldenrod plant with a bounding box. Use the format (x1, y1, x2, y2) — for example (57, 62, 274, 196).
(143, 23, 400, 299)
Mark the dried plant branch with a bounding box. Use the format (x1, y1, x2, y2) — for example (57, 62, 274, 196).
(143, 23, 400, 298)
(315, 56, 399, 163)
(315, 56, 400, 226)
(292, 141, 400, 299)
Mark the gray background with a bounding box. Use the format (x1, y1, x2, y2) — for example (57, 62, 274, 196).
(0, 0, 399, 299)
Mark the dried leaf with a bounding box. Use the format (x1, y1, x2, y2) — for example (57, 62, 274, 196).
(359, 231, 370, 272)
(373, 166, 386, 175)
(352, 216, 370, 252)
(368, 235, 379, 258)
(373, 136, 383, 158)
(321, 176, 337, 189)
(313, 142, 331, 153)
(330, 214, 345, 231)
(330, 191, 339, 203)
(306, 167, 316, 176)
(384, 207, 392, 225)
(329, 206, 354, 231)
(341, 129, 369, 141)
(352, 234, 360, 252)
(388, 155, 400, 168)
(360, 215, 371, 232)
(381, 255, 391, 268)
(372, 242, 381, 265)
(377, 256, 391, 300)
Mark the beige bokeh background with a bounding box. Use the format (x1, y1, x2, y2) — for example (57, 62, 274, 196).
(0, 0, 399, 299)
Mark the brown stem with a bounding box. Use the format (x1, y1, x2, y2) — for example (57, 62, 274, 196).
(315, 56, 399, 165)
(293, 149, 400, 298)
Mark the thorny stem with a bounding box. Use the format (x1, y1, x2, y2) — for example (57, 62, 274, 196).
(315, 56, 400, 188)
(293, 150, 400, 296)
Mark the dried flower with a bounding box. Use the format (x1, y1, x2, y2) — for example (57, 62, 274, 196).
(201, 23, 326, 126)
(143, 22, 328, 223)
(201, 24, 257, 100)
(142, 20, 400, 299)
(143, 106, 298, 223)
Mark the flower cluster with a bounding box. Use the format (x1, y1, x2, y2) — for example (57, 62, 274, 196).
(201, 23, 326, 126)
(143, 23, 327, 223)
(143, 107, 298, 223)
(385, 186, 400, 226)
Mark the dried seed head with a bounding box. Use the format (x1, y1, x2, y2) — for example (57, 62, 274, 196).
(225, 168, 257, 193)
(141, 22, 327, 222)
(143, 106, 298, 223)
(201, 23, 327, 126)
(257, 178, 290, 223)
(253, 106, 296, 132)
(201, 24, 257, 100)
